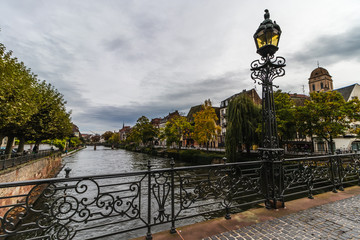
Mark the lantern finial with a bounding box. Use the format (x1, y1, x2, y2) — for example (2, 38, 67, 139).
(264, 9, 270, 20)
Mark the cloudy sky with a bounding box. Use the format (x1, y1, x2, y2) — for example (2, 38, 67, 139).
(1, 0, 360, 133)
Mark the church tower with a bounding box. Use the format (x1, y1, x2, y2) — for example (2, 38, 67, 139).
(308, 67, 333, 93)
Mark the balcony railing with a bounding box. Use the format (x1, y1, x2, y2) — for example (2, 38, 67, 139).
(0, 153, 359, 239)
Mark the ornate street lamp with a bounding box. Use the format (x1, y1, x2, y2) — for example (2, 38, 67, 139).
(253, 9, 282, 57)
(251, 9, 286, 209)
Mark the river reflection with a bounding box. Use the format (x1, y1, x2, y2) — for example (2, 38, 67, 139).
(57, 146, 193, 178)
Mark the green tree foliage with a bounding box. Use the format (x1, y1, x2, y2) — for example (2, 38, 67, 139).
(102, 131, 114, 141)
(226, 95, 261, 160)
(69, 137, 82, 149)
(193, 100, 221, 151)
(25, 81, 72, 145)
(299, 91, 360, 153)
(296, 103, 317, 152)
(91, 134, 101, 143)
(127, 116, 158, 146)
(274, 90, 297, 144)
(51, 139, 67, 151)
(0, 45, 39, 153)
(164, 115, 192, 149)
(0, 42, 73, 153)
(108, 132, 120, 145)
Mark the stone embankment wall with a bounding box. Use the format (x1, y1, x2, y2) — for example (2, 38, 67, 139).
(0, 155, 62, 217)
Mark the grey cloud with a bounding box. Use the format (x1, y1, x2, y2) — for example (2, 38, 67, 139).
(103, 38, 131, 52)
(160, 70, 250, 102)
(290, 25, 360, 66)
(75, 102, 187, 132)
(74, 70, 251, 132)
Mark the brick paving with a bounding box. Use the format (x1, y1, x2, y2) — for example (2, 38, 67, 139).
(203, 195, 360, 240)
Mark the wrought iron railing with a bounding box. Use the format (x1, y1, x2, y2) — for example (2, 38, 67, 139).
(0, 160, 263, 240)
(0, 153, 359, 240)
(282, 153, 360, 199)
(0, 150, 61, 170)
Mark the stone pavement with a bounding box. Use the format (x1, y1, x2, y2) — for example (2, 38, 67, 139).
(133, 186, 360, 240)
(204, 195, 360, 240)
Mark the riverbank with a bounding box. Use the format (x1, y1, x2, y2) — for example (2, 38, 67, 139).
(111, 144, 260, 164)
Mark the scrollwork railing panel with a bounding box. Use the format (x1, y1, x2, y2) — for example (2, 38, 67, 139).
(2, 154, 359, 239)
(0, 175, 145, 240)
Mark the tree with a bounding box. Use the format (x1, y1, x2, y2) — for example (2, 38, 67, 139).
(102, 131, 114, 141)
(274, 91, 297, 145)
(108, 132, 120, 145)
(91, 134, 101, 143)
(0, 40, 73, 154)
(300, 91, 360, 153)
(0, 45, 39, 153)
(164, 115, 192, 150)
(193, 100, 221, 151)
(24, 81, 72, 148)
(129, 116, 158, 146)
(296, 104, 317, 152)
(69, 137, 82, 149)
(225, 95, 261, 160)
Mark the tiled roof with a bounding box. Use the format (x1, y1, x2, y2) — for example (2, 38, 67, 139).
(334, 84, 357, 102)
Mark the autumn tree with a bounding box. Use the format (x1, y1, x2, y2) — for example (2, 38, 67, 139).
(193, 100, 221, 151)
(226, 95, 261, 160)
(164, 115, 192, 150)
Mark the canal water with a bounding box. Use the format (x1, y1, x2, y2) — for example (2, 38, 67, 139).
(57, 145, 193, 178)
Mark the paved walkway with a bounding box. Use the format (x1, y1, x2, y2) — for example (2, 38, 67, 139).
(133, 186, 360, 240)
(204, 195, 360, 240)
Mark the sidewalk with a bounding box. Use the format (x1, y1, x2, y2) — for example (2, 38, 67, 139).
(133, 186, 360, 240)
(205, 194, 360, 240)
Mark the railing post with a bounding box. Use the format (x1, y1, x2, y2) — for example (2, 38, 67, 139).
(329, 155, 338, 193)
(146, 159, 152, 240)
(170, 158, 176, 234)
(223, 157, 231, 220)
(260, 149, 284, 209)
(65, 167, 72, 178)
(336, 155, 344, 191)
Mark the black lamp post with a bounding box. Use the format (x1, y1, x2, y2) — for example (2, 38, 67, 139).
(251, 9, 286, 209)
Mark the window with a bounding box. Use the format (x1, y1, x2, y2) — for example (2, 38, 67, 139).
(312, 84, 315, 91)
(321, 82, 324, 89)
(317, 142, 325, 151)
